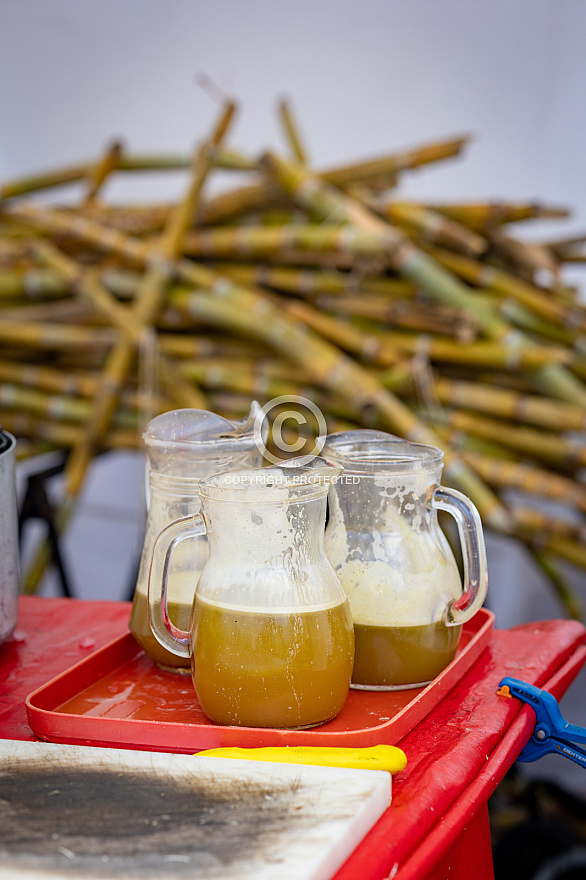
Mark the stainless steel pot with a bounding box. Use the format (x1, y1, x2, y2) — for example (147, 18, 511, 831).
(0, 430, 19, 644)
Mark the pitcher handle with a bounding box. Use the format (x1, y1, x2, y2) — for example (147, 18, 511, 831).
(147, 512, 207, 659)
(428, 485, 488, 627)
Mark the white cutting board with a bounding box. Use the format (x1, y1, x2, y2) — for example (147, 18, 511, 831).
(0, 740, 391, 880)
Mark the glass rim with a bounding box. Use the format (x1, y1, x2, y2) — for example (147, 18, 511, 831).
(322, 429, 444, 473)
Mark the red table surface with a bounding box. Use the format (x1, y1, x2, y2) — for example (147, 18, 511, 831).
(1, 596, 585, 880)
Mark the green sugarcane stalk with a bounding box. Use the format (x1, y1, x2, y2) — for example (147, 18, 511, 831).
(429, 377, 586, 431)
(0, 319, 116, 349)
(380, 201, 487, 256)
(84, 140, 124, 204)
(0, 409, 139, 451)
(428, 245, 586, 332)
(278, 98, 308, 164)
(32, 240, 206, 411)
(316, 293, 479, 340)
(210, 263, 415, 298)
(487, 227, 559, 279)
(428, 201, 570, 230)
(0, 358, 99, 397)
(375, 331, 568, 370)
(0, 268, 69, 300)
(0, 381, 138, 429)
(445, 409, 586, 470)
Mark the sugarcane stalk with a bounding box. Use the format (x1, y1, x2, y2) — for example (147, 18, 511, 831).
(0, 358, 98, 397)
(541, 234, 586, 258)
(180, 356, 312, 386)
(182, 223, 401, 259)
(0, 150, 247, 203)
(76, 203, 170, 236)
(512, 505, 586, 544)
(31, 240, 206, 410)
(84, 140, 123, 204)
(0, 162, 92, 201)
(429, 377, 586, 431)
(445, 409, 586, 470)
(0, 319, 116, 349)
(278, 98, 308, 163)
(159, 334, 267, 360)
(275, 296, 403, 365)
(428, 245, 586, 332)
(316, 293, 479, 340)
(486, 228, 559, 279)
(494, 296, 577, 347)
(432, 423, 522, 462)
(380, 201, 486, 256)
(208, 263, 415, 298)
(1, 297, 93, 324)
(429, 201, 570, 230)
(323, 135, 471, 188)
(0, 381, 138, 429)
(375, 332, 568, 370)
(0, 410, 138, 451)
(181, 361, 313, 399)
(0, 268, 69, 300)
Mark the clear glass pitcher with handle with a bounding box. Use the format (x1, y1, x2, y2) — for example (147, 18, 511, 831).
(147, 464, 354, 729)
(129, 404, 262, 671)
(322, 429, 488, 690)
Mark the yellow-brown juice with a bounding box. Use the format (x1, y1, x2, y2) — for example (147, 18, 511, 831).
(352, 620, 462, 688)
(191, 597, 354, 728)
(129, 590, 192, 672)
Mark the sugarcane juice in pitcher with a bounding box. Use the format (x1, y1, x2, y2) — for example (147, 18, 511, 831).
(342, 559, 462, 688)
(323, 429, 488, 691)
(129, 572, 195, 670)
(131, 525, 209, 671)
(325, 511, 464, 688)
(148, 464, 355, 729)
(191, 595, 354, 728)
(130, 405, 262, 671)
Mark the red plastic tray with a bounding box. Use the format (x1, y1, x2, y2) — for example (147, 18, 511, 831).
(26, 609, 493, 753)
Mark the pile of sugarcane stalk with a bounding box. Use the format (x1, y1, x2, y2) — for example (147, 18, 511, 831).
(2, 97, 586, 615)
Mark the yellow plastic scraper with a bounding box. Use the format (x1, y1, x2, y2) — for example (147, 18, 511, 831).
(197, 744, 407, 774)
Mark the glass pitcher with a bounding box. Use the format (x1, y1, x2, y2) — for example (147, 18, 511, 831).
(129, 404, 262, 671)
(147, 464, 354, 729)
(322, 430, 488, 690)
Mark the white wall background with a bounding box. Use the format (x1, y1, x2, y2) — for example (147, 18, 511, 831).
(3, 0, 586, 792)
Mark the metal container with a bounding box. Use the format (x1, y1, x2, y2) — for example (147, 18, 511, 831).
(0, 430, 19, 644)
